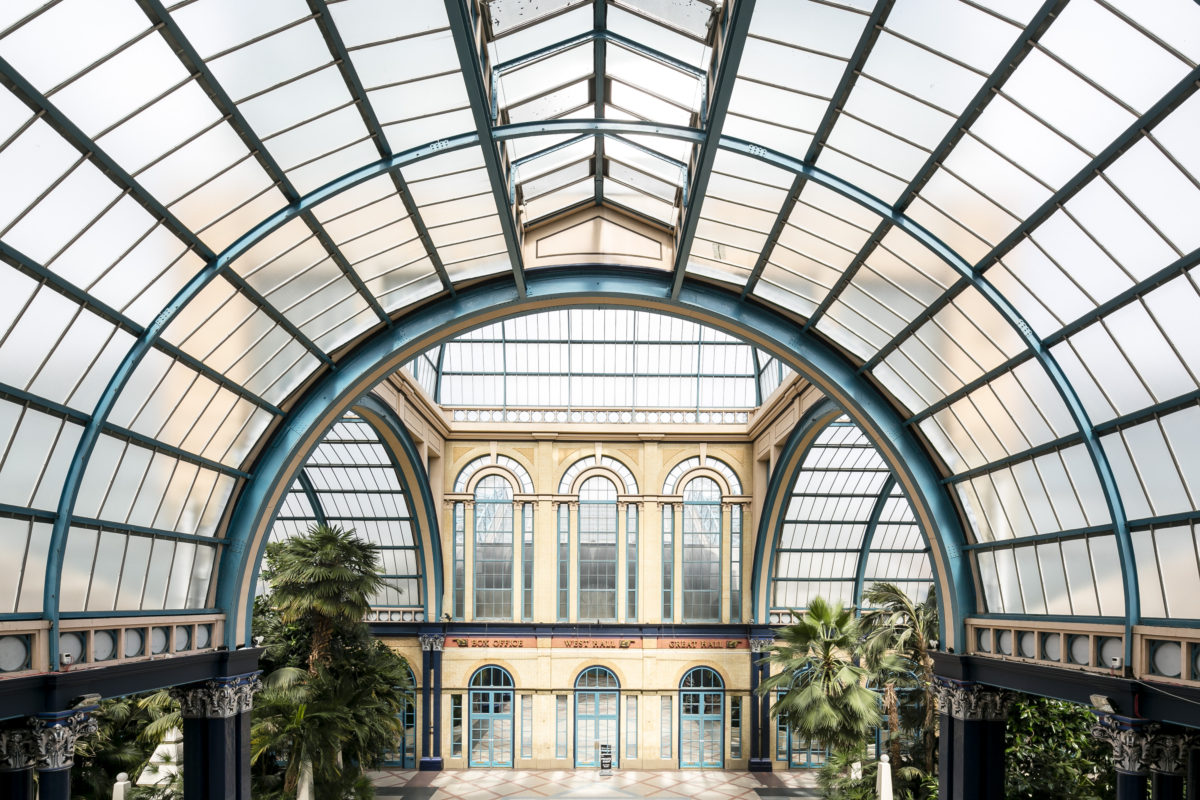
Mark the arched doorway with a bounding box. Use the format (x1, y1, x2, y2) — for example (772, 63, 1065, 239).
(469, 665, 514, 767)
(680, 667, 724, 768)
(575, 666, 620, 768)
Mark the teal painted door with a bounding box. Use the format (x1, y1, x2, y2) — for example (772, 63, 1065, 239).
(680, 690, 723, 768)
(469, 688, 513, 767)
(575, 689, 619, 768)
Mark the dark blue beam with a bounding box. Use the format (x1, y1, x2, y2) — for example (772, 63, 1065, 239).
(670, 0, 758, 299)
(593, 0, 607, 205)
(443, 0, 527, 297)
(854, 476, 903, 610)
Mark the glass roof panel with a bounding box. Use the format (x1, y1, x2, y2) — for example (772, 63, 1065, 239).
(408, 307, 785, 412)
(771, 417, 931, 614)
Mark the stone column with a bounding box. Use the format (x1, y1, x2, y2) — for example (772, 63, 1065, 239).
(419, 633, 445, 771)
(934, 679, 1012, 800)
(172, 672, 260, 800)
(0, 724, 37, 800)
(1093, 715, 1190, 800)
(27, 708, 99, 800)
(748, 637, 773, 772)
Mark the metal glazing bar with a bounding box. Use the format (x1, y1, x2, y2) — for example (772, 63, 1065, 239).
(444, 0, 526, 297)
(306, 0, 456, 296)
(1, 242, 283, 418)
(741, 0, 896, 299)
(0, 382, 250, 479)
(68, 516, 227, 545)
(296, 469, 328, 527)
(217, 270, 334, 368)
(943, 433, 1082, 485)
(801, 0, 1068, 332)
(0, 53, 217, 263)
(865, 60, 1200, 367)
(904, 348, 1035, 426)
(492, 29, 705, 80)
(136, 0, 388, 335)
(594, 0, 607, 205)
(42, 131, 478, 670)
(670, 0, 758, 299)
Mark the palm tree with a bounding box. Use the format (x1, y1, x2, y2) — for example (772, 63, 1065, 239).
(263, 523, 387, 671)
(860, 582, 940, 773)
(757, 597, 890, 755)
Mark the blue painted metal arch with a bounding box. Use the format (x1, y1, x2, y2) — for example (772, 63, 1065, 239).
(351, 394, 445, 623)
(215, 267, 973, 652)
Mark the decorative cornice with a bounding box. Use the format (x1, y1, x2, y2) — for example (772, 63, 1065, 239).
(420, 634, 446, 652)
(933, 679, 1012, 721)
(749, 637, 774, 653)
(29, 710, 97, 771)
(172, 672, 262, 719)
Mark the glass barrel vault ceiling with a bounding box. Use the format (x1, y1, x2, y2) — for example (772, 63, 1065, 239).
(0, 0, 1196, 651)
(405, 308, 792, 413)
(269, 413, 424, 617)
(770, 417, 932, 621)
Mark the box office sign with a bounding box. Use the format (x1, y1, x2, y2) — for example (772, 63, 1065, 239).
(447, 636, 536, 648)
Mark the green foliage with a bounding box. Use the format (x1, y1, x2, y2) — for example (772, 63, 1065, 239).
(757, 597, 887, 753)
(1005, 695, 1115, 800)
(859, 582, 940, 775)
(260, 523, 388, 671)
(251, 523, 412, 800)
(70, 691, 180, 800)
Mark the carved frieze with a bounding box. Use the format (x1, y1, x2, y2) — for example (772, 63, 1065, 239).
(419, 633, 446, 652)
(933, 679, 1012, 721)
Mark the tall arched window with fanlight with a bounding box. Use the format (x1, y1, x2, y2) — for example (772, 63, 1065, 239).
(578, 475, 618, 621)
(474, 474, 514, 620)
(682, 476, 722, 621)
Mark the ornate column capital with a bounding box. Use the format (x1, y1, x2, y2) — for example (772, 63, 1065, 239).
(0, 726, 36, 771)
(933, 678, 1012, 721)
(1092, 715, 1154, 775)
(172, 672, 262, 719)
(749, 637, 774, 653)
(419, 633, 445, 652)
(29, 709, 98, 771)
(1146, 728, 1190, 775)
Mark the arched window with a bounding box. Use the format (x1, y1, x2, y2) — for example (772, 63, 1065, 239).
(574, 666, 620, 768)
(474, 475, 514, 619)
(579, 475, 618, 620)
(469, 666, 515, 768)
(679, 667, 724, 768)
(682, 476, 722, 621)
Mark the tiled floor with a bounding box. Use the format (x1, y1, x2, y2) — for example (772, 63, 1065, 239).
(369, 769, 820, 799)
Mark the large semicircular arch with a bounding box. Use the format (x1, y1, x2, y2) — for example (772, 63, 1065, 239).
(45, 122, 1127, 664)
(216, 267, 972, 650)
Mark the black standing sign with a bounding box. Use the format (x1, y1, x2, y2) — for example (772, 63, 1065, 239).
(599, 743, 613, 774)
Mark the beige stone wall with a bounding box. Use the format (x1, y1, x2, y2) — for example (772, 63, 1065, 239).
(383, 635, 756, 770)
(440, 438, 755, 626)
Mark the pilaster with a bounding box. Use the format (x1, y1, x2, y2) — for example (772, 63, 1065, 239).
(1093, 714, 1191, 800)
(934, 679, 1011, 800)
(419, 633, 445, 771)
(172, 672, 260, 800)
(748, 636, 773, 772)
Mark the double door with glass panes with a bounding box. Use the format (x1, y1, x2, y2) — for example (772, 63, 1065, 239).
(469, 688, 513, 767)
(680, 689, 723, 768)
(575, 688, 619, 767)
